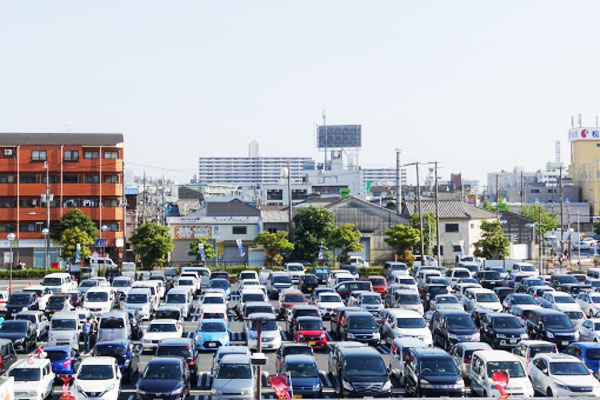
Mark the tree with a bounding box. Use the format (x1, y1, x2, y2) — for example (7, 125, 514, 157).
(329, 223, 363, 265)
(473, 220, 510, 260)
(130, 222, 174, 269)
(409, 211, 436, 255)
(520, 204, 559, 235)
(384, 223, 420, 263)
(254, 231, 294, 267)
(54, 209, 98, 241)
(59, 227, 94, 262)
(188, 237, 216, 262)
(293, 206, 335, 262)
(483, 197, 510, 213)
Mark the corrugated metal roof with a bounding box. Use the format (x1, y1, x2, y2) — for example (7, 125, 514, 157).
(261, 209, 289, 223)
(0, 133, 124, 146)
(403, 200, 497, 220)
(205, 199, 261, 217)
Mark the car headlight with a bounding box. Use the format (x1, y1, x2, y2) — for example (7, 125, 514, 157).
(574, 331, 580, 340)
(347, 333, 356, 339)
(312, 383, 321, 390)
(546, 331, 555, 338)
(473, 332, 480, 341)
(342, 380, 353, 391)
(169, 387, 183, 395)
(211, 388, 222, 395)
(521, 333, 529, 339)
(456, 379, 465, 388)
(320, 333, 326, 339)
(14, 338, 24, 344)
(241, 388, 253, 395)
(27, 391, 38, 396)
(299, 333, 305, 339)
(143, 338, 151, 343)
(76, 385, 85, 394)
(373, 332, 380, 339)
(555, 383, 569, 390)
(496, 333, 506, 339)
(382, 380, 392, 391)
(101, 383, 116, 395)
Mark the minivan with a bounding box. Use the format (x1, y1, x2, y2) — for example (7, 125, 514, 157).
(98, 311, 131, 342)
(404, 347, 465, 397)
(48, 311, 80, 350)
(331, 346, 391, 398)
(383, 262, 409, 281)
(5, 292, 39, 318)
(388, 336, 428, 380)
(526, 308, 578, 350)
(124, 288, 153, 320)
(164, 287, 192, 319)
(84, 287, 115, 317)
(131, 281, 160, 311)
(340, 311, 380, 345)
(41, 273, 77, 294)
(470, 350, 534, 398)
(267, 272, 293, 300)
(431, 310, 479, 349)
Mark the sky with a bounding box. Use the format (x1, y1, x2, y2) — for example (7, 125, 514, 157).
(1, 1, 600, 188)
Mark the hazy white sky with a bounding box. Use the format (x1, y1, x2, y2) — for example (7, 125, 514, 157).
(1, 1, 599, 186)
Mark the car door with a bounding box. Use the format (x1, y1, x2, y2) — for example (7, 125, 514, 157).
(580, 320, 593, 341)
(470, 354, 484, 396)
(449, 345, 462, 374)
(530, 358, 548, 393)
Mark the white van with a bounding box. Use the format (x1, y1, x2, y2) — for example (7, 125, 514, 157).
(84, 287, 115, 317)
(121, 262, 136, 278)
(165, 287, 193, 319)
(98, 311, 131, 341)
(349, 255, 369, 268)
(449, 268, 472, 284)
(42, 273, 77, 294)
(132, 281, 160, 311)
(48, 311, 80, 350)
(179, 271, 202, 295)
(124, 288, 153, 320)
(180, 266, 211, 288)
(511, 262, 539, 277)
(470, 350, 534, 398)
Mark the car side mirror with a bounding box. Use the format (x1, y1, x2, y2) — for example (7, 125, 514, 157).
(542, 368, 548, 375)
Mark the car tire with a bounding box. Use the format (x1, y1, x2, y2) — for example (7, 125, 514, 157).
(483, 390, 488, 398)
(547, 388, 553, 397)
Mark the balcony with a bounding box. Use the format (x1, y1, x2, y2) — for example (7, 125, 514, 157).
(0, 158, 123, 173)
(0, 183, 123, 197)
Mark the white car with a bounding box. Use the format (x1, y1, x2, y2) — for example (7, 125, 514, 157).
(576, 292, 600, 318)
(541, 292, 585, 324)
(141, 319, 183, 352)
(462, 288, 502, 313)
(454, 282, 482, 299)
(470, 350, 534, 398)
(430, 294, 464, 312)
(238, 279, 262, 291)
(245, 314, 281, 350)
(512, 340, 558, 366)
(511, 262, 539, 277)
(9, 357, 55, 400)
(285, 263, 306, 282)
(392, 276, 418, 292)
(528, 353, 600, 397)
(175, 278, 197, 297)
(381, 309, 433, 346)
(124, 288, 153, 320)
(83, 287, 115, 317)
(202, 292, 227, 307)
(315, 292, 344, 319)
(578, 318, 600, 342)
(72, 356, 121, 400)
(449, 268, 472, 284)
(180, 272, 202, 295)
(349, 255, 369, 268)
(22, 285, 53, 311)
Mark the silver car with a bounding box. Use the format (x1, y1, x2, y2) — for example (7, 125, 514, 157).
(448, 341, 492, 379)
(211, 354, 255, 400)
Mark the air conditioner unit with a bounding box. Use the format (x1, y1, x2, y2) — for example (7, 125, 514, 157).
(4, 149, 13, 156)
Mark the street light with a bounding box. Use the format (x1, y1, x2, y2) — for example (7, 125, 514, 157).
(41, 228, 49, 272)
(7, 233, 15, 295)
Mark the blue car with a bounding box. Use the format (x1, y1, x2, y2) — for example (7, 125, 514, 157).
(564, 342, 600, 377)
(137, 357, 190, 400)
(43, 345, 81, 380)
(209, 279, 231, 299)
(194, 319, 230, 351)
(281, 354, 322, 398)
(94, 339, 140, 383)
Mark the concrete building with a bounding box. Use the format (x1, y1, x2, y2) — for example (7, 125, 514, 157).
(569, 126, 600, 216)
(505, 183, 580, 204)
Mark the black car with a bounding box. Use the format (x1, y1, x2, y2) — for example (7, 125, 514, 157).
(313, 267, 329, 284)
(94, 339, 140, 383)
(156, 338, 200, 379)
(0, 339, 17, 374)
(422, 284, 449, 304)
(0, 320, 36, 352)
(550, 274, 585, 293)
(45, 294, 73, 318)
(275, 342, 314, 372)
(479, 313, 527, 349)
(431, 310, 479, 350)
(404, 347, 465, 397)
(477, 271, 503, 290)
(331, 346, 391, 398)
(5, 292, 39, 318)
(493, 287, 514, 303)
(525, 308, 578, 350)
(136, 357, 190, 400)
(330, 307, 361, 339)
(299, 274, 319, 294)
(503, 293, 538, 309)
(340, 311, 379, 346)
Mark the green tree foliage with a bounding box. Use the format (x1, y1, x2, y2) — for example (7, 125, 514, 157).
(384, 224, 420, 265)
(329, 223, 363, 265)
(409, 211, 436, 255)
(54, 209, 98, 241)
(473, 220, 510, 260)
(253, 231, 294, 267)
(293, 206, 335, 262)
(594, 223, 600, 237)
(188, 236, 216, 262)
(483, 196, 510, 213)
(59, 227, 94, 262)
(130, 222, 174, 269)
(520, 204, 559, 235)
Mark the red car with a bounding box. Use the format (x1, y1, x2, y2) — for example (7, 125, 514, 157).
(368, 276, 388, 299)
(278, 289, 307, 320)
(294, 316, 327, 350)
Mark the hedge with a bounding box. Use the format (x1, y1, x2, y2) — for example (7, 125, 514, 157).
(0, 268, 52, 279)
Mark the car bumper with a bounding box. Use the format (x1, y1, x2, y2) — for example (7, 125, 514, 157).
(319, 309, 334, 319)
(137, 392, 183, 400)
(297, 338, 328, 350)
(211, 395, 253, 400)
(196, 339, 229, 351)
(142, 341, 159, 351)
(15, 392, 44, 400)
(341, 389, 392, 398)
(419, 387, 465, 397)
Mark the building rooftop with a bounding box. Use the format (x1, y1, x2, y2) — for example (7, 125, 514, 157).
(0, 133, 123, 146)
(403, 200, 497, 220)
(205, 199, 261, 217)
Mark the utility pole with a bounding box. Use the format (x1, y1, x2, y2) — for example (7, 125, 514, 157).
(434, 161, 441, 263)
(416, 162, 425, 266)
(396, 149, 401, 214)
(496, 174, 500, 219)
(538, 206, 543, 274)
(287, 161, 293, 242)
(44, 161, 51, 271)
(560, 166, 564, 253)
(142, 172, 147, 224)
(520, 170, 524, 204)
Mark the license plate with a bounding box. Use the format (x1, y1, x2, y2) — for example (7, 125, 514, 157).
(562, 341, 569, 346)
(307, 287, 313, 292)
(510, 339, 517, 343)
(48, 313, 53, 318)
(208, 343, 216, 348)
(308, 341, 316, 345)
(293, 395, 302, 399)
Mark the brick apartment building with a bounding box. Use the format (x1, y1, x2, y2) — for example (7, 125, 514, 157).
(0, 133, 124, 268)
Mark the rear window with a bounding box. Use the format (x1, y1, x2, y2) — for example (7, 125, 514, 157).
(157, 346, 192, 359)
(369, 279, 386, 286)
(100, 318, 125, 329)
(284, 294, 306, 303)
(242, 293, 265, 302)
(530, 345, 557, 358)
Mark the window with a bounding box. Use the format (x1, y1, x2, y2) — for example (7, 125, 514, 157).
(445, 223, 459, 233)
(41, 174, 59, 184)
(63, 199, 79, 208)
(3, 148, 14, 157)
(530, 189, 540, 194)
(63, 174, 79, 184)
(0, 174, 15, 183)
(31, 150, 46, 161)
(63, 150, 79, 161)
(267, 228, 278, 234)
(81, 199, 99, 207)
(19, 174, 37, 184)
(0, 198, 16, 207)
(453, 245, 462, 253)
(233, 226, 247, 235)
(107, 223, 119, 232)
(103, 199, 119, 207)
(267, 189, 283, 201)
(20, 223, 37, 232)
(0, 223, 15, 233)
(103, 174, 119, 183)
(104, 150, 119, 159)
(84, 174, 99, 184)
(20, 198, 39, 208)
(83, 151, 99, 159)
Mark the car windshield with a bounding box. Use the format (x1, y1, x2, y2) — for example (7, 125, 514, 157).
(550, 361, 590, 375)
(591, 296, 600, 304)
(520, 265, 536, 272)
(148, 323, 177, 332)
(250, 320, 278, 331)
(298, 320, 323, 330)
(210, 280, 229, 289)
(557, 275, 578, 284)
(436, 296, 459, 304)
(343, 356, 387, 377)
(16, 315, 35, 323)
(544, 315, 574, 329)
(586, 348, 600, 360)
(476, 293, 498, 302)
(78, 364, 114, 380)
(399, 279, 415, 285)
(0, 321, 26, 333)
(315, 268, 328, 274)
(157, 346, 192, 359)
(112, 280, 131, 288)
(396, 318, 426, 328)
(565, 311, 584, 320)
(511, 295, 537, 305)
(347, 282, 371, 291)
(143, 363, 182, 380)
(127, 294, 148, 304)
(348, 316, 376, 330)
(370, 279, 386, 286)
(320, 295, 341, 303)
(218, 363, 252, 379)
(48, 296, 68, 306)
(45, 350, 69, 362)
(42, 277, 62, 286)
(178, 280, 194, 286)
(428, 286, 448, 296)
(362, 296, 380, 305)
(157, 310, 180, 320)
(430, 278, 449, 285)
(525, 279, 543, 287)
(9, 368, 41, 381)
(492, 316, 522, 329)
(420, 359, 459, 376)
(51, 319, 77, 330)
(454, 270, 470, 278)
(530, 345, 557, 358)
(86, 292, 108, 302)
(487, 361, 526, 378)
(284, 346, 313, 357)
(166, 294, 186, 303)
(243, 294, 264, 302)
(246, 306, 273, 315)
(287, 362, 318, 378)
(554, 296, 576, 304)
(398, 294, 420, 304)
(284, 295, 305, 303)
(80, 281, 96, 287)
(202, 312, 225, 320)
(447, 315, 476, 329)
(8, 295, 31, 305)
(100, 318, 125, 329)
(95, 344, 127, 357)
(288, 265, 303, 272)
(342, 266, 358, 275)
(204, 296, 224, 304)
(274, 276, 292, 284)
(482, 272, 501, 280)
(200, 322, 227, 332)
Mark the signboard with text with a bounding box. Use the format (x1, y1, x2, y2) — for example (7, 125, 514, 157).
(569, 128, 600, 142)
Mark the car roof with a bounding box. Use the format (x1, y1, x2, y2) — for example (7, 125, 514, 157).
(95, 339, 129, 347)
(536, 353, 580, 362)
(386, 309, 422, 318)
(535, 308, 567, 316)
(167, 287, 189, 294)
(296, 316, 322, 322)
(467, 288, 495, 294)
(282, 343, 313, 350)
(216, 346, 250, 355)
(51, 311, 78, 318)
(246, 312, 276, 320)
(346, 311, 375, 318)
(158, 338, 194, 346)
(392, 337, 429, 348)
(284, 354, 316, 364)
(518, 340, 555, 346)
(146, 357, 183, 365)
(455, 342, 492, 350)
(149, 319, 179, 324)
(411, 347, 452, 358)
(437, 309, 470, 316)
(43, 345, 72, 352)
(129, 288, 151, 294)
(333, 341, 368, 350)
(291, 305, 318, 311)
(80, 356, 117, 366)
(339, 346, 381, 357)
(473, 350, 520, 362)
(220, 354, 251, 364)
(12, 358, 49, 369)
(100, 311, 128, 319)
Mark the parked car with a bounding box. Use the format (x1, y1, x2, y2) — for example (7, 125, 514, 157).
(194, 319, 230, 351)
(313, 267, 329, 284)
(528, 353, 600, 397)
(383, 261, 408, 281)
(93, 339, 140, 383)
(0, 319, 36, 353)
(390, 289, 424, 315)
(0, 339, 17, 375)
(45, 294, 75, 318)
(577, 318, 600, 342)
(403, 347, 465, 397)
(141, 319, 183, 353)
(334, 280, 373, 300)
(331, 346, 391, 398)
(314, 292, 344, 320)
(431, 310, 479, 350)
(367, 276, 388, 298)
(245, 312, 282, 350)
(71, 356, 121, 400)
(462, 288, 502, 313)
(476, 271, 503, 290)
(8, 357, 55, 400)
(449, 341, 492, 379)
(280, 354, 322, 398)
(43, 345, 81, 381)
(330, 306, 361, 339)
(470, 350, 533, 398)
(564, 342, 600, 377)
(388, 337, 429, 380)
(511, 340, 558, 366)
(267, 272, 293, 300)
(340, 311, 380, 345)
(299, 274, 319, 294)
(275, 343, 314, 373)
(285, 263, 306, 282)
(277, 289, 307, 320)
(15, 310, 49, 341)
(526, 308, 579, 350)
(293, 316, 327, 350)
(210, 346, 251, 378)
(430, 294, 463, 312)
(156, 338, 200, 380)
(5, 292, 39, 318)
(380, 309, 432, 346)
(576, 292, 600, 318)
(211, 354, 254, 400)
(479, 312, 528, 349)
(136, 356, 190, 400)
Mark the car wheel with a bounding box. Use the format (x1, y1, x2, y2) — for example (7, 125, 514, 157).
(547, 388, 553, 397)
(483, 390, 487, 398)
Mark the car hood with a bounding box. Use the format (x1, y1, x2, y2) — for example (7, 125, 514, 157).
(395, 327, 431, 337)
(420, 375, 462, 385)
(546, 327, 577, 335)
(197, 331, 229, 341)
(291, 377, 320, 388)
(554, 375, 599, 387)
(318, 302, 344, 309)
(75, 379, 117, 393)
(297, 329, 325, 336)
(144, 331, 181, 340)
(14, 380, 44, 391)
(448, 328, 478, 335)
(212, 378, 254, 392)
(475, 302, 502, 311)
(555, 303, 582, 312)
(126, 303, 149, 310)
(0, 332, 26, 340)
(342, 374, 388, 384)
(493, 327, 526, 335)
(138, 378, 182, 393)
(347, 328, 378, 334)
(435, 303, 464, 311)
